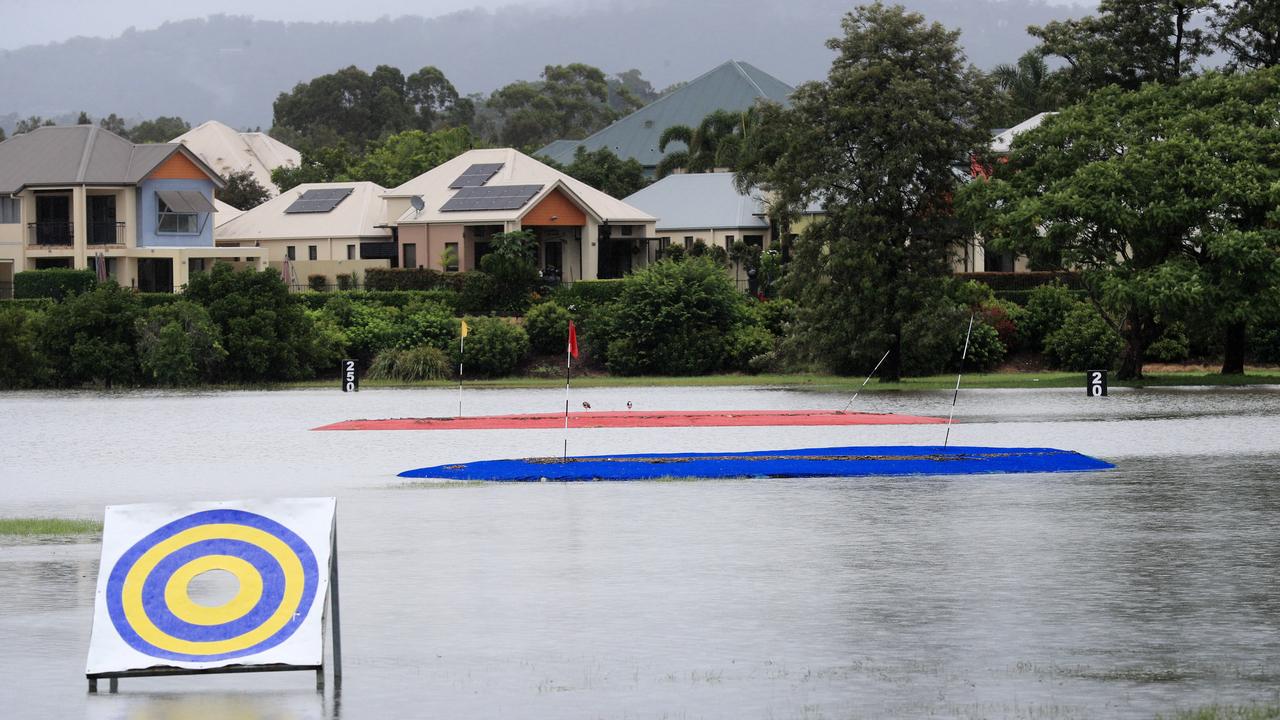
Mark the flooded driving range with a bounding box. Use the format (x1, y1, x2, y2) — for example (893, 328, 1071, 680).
(1, 385, 1278, 718)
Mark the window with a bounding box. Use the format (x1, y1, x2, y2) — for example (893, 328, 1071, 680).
(683, 236, 693, 249)
(286, 246, 296, 260)
(157, 197, 197, 234)
(403, 243, 417, 269)
(347, 244, 355, 260)
(0, 197, 18, 224)
(725, 235, 735, 247)
(621, 225, 633, 237)
(308, 245, 317, 261)
(444, 242, 459, 272)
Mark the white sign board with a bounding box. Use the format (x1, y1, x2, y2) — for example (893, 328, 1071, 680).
(86, 497, 336, 676)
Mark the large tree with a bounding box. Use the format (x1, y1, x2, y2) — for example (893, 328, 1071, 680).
(959, 69, 1280, 378)
(656, 107, 766, 178)
(990, 50, 1063, 126)
(217, 170, 272, 211)
(1212, 0, 1280, 71)
(557, 146, 649, 199)
(486, 63, 618, 150)
(347, 127, 477, 188)
(1030, 0, 1214, 96)
(739, 2, 993, 380)
(127, 116, 190, 144)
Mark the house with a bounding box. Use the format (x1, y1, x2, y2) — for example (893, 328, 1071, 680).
(383, 148, 657, 281)
(537, 60, 794, 174)
(172, 120, 301, 195)
(214, 182, 393, 287)
(0, 125, 265, 295)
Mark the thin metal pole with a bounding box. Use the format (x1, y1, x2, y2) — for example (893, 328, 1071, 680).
(944, 314, 975, 448)
(457, 335, 464, 417)
(563, 341, 571, 460)
(329, 515, 342, 682)
(840, 349, 891, 413)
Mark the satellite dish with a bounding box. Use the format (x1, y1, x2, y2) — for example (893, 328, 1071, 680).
(410, 195, 425, 213)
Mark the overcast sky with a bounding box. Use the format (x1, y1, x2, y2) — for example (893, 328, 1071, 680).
(0, 0, 1093, 51)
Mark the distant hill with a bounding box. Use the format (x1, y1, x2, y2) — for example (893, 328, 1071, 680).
(0, 0, 1085, 132)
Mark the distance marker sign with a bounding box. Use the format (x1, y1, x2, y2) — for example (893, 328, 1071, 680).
(1087, 370, 1108, 397)
(86, 498, 336, 678)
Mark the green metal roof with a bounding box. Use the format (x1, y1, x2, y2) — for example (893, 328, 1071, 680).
(537, 60, 793, 168)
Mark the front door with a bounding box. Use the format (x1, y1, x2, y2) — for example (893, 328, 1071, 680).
(35, 194, 72, 245)
(137, 258, 174, 293)
(88, 195, 118, 245)
(542, 241, 562, 283)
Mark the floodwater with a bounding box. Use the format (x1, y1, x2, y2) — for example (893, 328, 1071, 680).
(1, 384, 1278, 719)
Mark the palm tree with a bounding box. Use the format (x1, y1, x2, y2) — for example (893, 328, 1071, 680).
(655, 108, 760, 178)
(991, 51, 1062, 125)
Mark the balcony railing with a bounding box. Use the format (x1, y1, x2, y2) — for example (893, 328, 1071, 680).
(89, 221, 126, 245)
(28, 221, 73, 246)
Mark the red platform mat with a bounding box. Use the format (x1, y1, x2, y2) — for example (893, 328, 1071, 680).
(313, 410, 945, 431)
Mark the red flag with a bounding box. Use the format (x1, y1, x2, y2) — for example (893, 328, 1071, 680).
(568, 320, 579, 359)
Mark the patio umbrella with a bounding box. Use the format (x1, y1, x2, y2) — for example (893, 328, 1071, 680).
(281, 257, 294, 290)
(94, 251, 107, 283)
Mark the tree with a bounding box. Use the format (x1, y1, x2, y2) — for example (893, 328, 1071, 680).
(990, 51, 1063, 126)
(135, 300, 227, 386)
(347, 127, 476, 188)
(557, 146, 649, 198)
(75, 111, 92, 125)
(271, 143, 359, 192)
(958, 70, 1280, 378)
(127, 116, 190, 143)
(1029, 0, 1214, 97)
(406, 66, 468, 130)
(478, 230, 541, 312)
(98, 113, 128, 136)
(1212, 0, 1280, 71)
(39, 282, 142, 387)
(14, 116, 54, 134)
(218, 170, 272, 210)
(0, 127, 5, 142)
(656, 108, 764, 178)
(739, 3, 993, 381)
(608, 69, 659, 113)
(487, 63, 618, 149)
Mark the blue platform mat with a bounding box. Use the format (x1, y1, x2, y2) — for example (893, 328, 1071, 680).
(398, 445, 1114, 482)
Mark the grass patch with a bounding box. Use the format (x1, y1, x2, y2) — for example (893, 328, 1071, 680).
(1159, 703, 1280, 720)
(0, 517, 102, 536)
(286, 369, 1280, 392)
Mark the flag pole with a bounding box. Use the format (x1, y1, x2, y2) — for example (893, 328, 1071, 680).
(563, 333, 571, 460)
(457, 322, 467, 418)
(944, 314, 975, 448)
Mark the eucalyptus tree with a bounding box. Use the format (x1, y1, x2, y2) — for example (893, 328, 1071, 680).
(1211, 0, 1280, 71)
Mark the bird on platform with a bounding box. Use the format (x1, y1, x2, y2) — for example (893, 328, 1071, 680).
(582, 401, 592, 410)
(627, 401, 633, 411)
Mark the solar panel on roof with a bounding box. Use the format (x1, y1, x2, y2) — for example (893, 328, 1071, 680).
(448, 163, 505, 189)
(440, 184, 544, 213)
(284, 187, 354, 213)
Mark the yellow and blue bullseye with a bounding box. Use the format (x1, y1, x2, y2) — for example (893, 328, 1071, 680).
(106, 509, 319, 662)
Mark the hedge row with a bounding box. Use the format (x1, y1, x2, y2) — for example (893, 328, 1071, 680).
(291, 289, 461, 313)
(365, 267, 471, 292)
(14, 269, 96, 300)
(953, 271, 1082, 293)
(549, 279, 626, 308)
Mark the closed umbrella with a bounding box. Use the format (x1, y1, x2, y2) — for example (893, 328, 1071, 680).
(94, 251, 107, 283)
(281, 257, 294, 290)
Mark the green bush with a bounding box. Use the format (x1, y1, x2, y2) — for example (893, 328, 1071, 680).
(183, 263, 327, 382)
(951, 279, 996, 309)
(336, 273, 355, 291)
(1253, 323, 1280, 364)
(14, 268, 96, 300)
(960, 321, 1007, 372)
(137, 293, 181, 309)
(367, 346, 451, 382)
(458, 316, 529, 377)
(365, 267, 450, 291)
(339, 302, 405, 359)
(726, 325, 775, 373)
(525, 301, 572, 355)
(0, 304, 44, 388)
(660, 244, 686, 262)
(752, 298, 797, 337)
(478, 231, 540, 313)
(600, 258, 748, 376)
(292, 289, 459, 313)
(39, 282, 142, 387)
(953, 271, 1082, 293)
(550, 279, 626, 309)
(135, 301, 227, 386)
(456, 271, 498, 314)
(1147, 323, 1191, 363)
(399, 303, 459, 351)
(980, 299, 1026, 353)
(307, 274, 328, 292)
(1023, 283, 1081, 352)
(1044, 305, 1123, 371)
(0, 298, 55, 311)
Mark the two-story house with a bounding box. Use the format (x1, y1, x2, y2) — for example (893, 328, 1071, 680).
(0, 126, 265, 295)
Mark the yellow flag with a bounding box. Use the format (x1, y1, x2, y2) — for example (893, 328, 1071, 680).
(460, 320, 469, 338)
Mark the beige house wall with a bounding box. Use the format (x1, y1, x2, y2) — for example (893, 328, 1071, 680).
(267, 259, 390, 288)
(225, 236, 388, 263)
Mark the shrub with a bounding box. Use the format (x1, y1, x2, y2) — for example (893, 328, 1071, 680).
(951, 279, 996, 309)
(601, 257, 748, 376)
(456, 271, 498, 315)
(307, 274, 328, 292)
(525, 301, 572, 355)
(183, 263, 327, 382)
(399, 303, 459, 351)
(960, 321, 1006, 372)
(1253, 323, 1280, 364)
(14, 268, 96, 300)
(39, 282, 142, 387)
(135, 301, 227, 386)
(1044, 305, 1123, 371)
(661, 244, 686, 262)
(292, 289, 459, 313)
(457, 316, 529, 377)
(339, 303, 406, 359)
(0, 304, 44, 388)
(365, 267, 449, 291)
(550, 279, 626, 309)
(1147, 323, 1190, 363)
(336, 273, 355, 291)
(367, 346, 451, 382)
(726, 325, 775, 372)
(1023, 283, 1081, 352)
(979, 299, 1026, 353)
(751, 298, 798, 337)
(478, 231, 540, 312)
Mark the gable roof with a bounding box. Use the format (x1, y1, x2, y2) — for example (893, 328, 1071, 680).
(214, 181, 390, 242)
(623, 172, 769, 231)
(386, 147, 655, 225)
(991, 112, 1057, 154)
(0, 125, 223, 195)
(214, 198, 245, 227)
(537, 60, 793, 168)
(173, 121, 301, 195)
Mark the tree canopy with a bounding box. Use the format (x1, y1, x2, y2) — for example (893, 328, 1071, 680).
(217, 170, 272, 211)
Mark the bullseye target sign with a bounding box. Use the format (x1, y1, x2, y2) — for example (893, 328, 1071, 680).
(86, 498, 337, 677)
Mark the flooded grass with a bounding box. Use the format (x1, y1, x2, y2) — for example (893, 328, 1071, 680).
(1159, 703, 1280, 720)
(0, 517, 102, 537)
